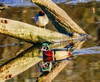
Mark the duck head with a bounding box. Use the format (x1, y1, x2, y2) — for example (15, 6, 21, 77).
(41, 43, 49, 51)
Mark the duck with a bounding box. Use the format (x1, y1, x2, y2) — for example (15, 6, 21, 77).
(41, 43, 49, 51)
(34, 11, 49, 29)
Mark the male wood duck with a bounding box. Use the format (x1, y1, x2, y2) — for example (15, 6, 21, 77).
(41, 43, 53, 57)
(41, 43, 49, 51)
(34, 11, 49, 29)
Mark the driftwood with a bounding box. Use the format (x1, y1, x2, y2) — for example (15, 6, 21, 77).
(37, 41, 85, 82)
(0, 18, 74, 43)
(32, 0, 86, 34)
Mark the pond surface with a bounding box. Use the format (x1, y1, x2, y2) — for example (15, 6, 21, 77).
(0, 0, 100, 82)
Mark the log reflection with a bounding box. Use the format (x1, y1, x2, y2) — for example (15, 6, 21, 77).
(0, 45, 42, 82)
(0, 41, 73, 82)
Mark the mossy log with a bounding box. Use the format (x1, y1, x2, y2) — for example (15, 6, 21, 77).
(37, 41, 85, 82)
(32, 0, 86, 34)
(0, 18, 74, 43)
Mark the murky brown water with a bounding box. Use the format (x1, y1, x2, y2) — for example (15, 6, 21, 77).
(0, 0, 100, 82)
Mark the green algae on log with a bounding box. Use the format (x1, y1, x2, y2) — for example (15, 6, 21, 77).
(0, 18, 73, 43)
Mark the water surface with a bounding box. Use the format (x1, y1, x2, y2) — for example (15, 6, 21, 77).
(0, 0, 100, 82)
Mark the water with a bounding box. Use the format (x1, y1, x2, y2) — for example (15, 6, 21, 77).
(0, 0, 100, 82)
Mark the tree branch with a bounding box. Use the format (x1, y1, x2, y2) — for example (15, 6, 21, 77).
(0, 18, 73, 43)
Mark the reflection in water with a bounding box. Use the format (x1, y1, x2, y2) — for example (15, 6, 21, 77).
(38, 43, 72, 76)
(38, 62, 52, 74)
(0, 40, 100, 81)
(0, 41, 73, 81)
(0, 40, 85, 82)
(39, 43, 52, 74)
(72, 46, 100, 55)
(37, 41, 85, 82)
(0, 45, 42, 82)
(54, 53, 100, 82)
(0, 0, 100, 82)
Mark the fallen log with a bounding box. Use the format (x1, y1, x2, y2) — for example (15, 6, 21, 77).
(32, 0, 86, 34)
(0, 18, 74, 43)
